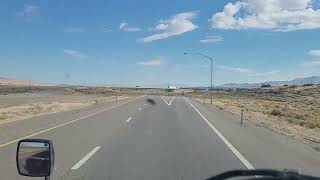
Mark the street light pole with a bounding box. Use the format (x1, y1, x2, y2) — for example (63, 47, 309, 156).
(184, 52, 214, 104)
(210, 58, 213, 104)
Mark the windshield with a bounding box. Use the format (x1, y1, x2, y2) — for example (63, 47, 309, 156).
(1, 0, 320, 179)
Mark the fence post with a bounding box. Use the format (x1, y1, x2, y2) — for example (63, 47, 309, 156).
(115, 94, 118, 103)
(241, 109, 244, 125)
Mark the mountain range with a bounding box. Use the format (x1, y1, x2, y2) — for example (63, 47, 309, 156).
(1, 76, 319, 89)
(0, 77, 51, 86)
(218, 76, 320, 89)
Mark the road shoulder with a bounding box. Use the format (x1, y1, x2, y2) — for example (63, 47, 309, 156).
(186, 97, 320, 176)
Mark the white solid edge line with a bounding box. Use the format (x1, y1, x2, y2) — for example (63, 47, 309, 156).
(161, 96, 170, 105)
(126, 117, 133, 123)
(71, 146, 101, 170)
(184, 97, 255, 170)
(168, 96, 175, 105)
(0, 95, 145, 148)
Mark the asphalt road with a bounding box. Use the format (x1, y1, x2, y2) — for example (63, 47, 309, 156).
(0, 95, 319, 180)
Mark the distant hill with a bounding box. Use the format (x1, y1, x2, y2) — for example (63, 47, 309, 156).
(0, 77, 51, 86)
(218, 76, 320, 89)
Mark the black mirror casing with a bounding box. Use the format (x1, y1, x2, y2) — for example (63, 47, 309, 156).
(16, 139, 54, 177)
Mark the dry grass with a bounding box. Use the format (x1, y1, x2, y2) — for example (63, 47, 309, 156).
(196, 84, 320, 147)
(0, 95, 129, 124)
(0, 102, 89, 124)
(0, 85, 42, 95)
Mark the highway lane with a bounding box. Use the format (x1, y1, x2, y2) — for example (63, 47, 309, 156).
(62, 96, 245, 180)
(0, 95, 146, 179)
(0, 95, 246, 179)
(0, 95, 319, 179)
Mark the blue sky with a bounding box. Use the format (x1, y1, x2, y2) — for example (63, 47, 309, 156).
(1, 0, 320, 86)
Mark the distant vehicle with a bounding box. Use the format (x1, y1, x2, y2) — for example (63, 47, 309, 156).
(166, 86, 177, 93)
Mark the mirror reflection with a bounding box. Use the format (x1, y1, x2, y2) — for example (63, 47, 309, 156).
(17, 141, 51, 176)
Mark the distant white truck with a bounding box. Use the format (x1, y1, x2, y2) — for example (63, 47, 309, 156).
(166, 86, 177, 93)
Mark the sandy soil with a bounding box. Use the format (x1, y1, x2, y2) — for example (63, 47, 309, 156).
(0, 102, 90, 124)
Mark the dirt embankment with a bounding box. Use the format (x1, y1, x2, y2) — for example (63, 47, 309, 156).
(196, 84, 320, 150)
(0, 102, 89, 124)
(0, 92, 129, 125)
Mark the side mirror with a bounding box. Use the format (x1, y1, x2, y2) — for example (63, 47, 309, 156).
(16, 139, 54, 178)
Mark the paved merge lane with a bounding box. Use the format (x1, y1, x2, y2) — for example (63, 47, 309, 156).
(0, 95, 319, 179)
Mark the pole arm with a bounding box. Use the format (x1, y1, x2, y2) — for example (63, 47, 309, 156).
(184, 52, 213, 62)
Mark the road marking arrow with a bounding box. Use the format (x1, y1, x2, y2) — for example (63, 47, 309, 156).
(161, 96, 175, 106)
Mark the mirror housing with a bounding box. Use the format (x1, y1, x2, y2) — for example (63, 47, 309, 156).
(16, 139, 54, 177)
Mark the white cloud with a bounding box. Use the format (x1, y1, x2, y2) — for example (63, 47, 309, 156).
(138, 58, 164, 66)
(119, 21, 141, 32)
(308, 49, 320, 56)
(300, 60, 320, 67)
(217, 65, 279, 77)
(253, 71, 280, 77)
(123, 27, 141, 32)
(218, 65, 253, 73)
(16, 5, 39, 22)
(140, 12, 198, 42)
(200, 36, 223, 43)
(63, 49, 88, 59)
(64, 27, 84, 33)
(119, 22, 128, 29)
(210, 0, 320, 32)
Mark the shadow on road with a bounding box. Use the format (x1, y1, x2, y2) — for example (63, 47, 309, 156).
(146, 98, 156, 106)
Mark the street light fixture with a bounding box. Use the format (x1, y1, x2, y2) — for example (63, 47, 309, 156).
(184, 52, 214, 104)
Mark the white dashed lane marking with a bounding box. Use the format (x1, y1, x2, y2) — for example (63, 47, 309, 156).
(71, 146, 101, 170)
(126, 117, 133, 123)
